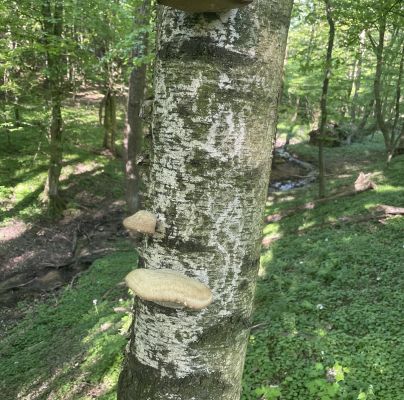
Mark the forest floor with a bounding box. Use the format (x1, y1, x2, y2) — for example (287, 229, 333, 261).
(0, 100, 131, 332)
(1, 105, 404, 399)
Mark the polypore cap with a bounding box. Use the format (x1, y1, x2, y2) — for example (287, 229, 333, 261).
(158, 0, 253, 13)
(123, 210, 157, 235)
(125, 268, 213, 310)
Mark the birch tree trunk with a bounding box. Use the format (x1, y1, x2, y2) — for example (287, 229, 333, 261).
(118, 1, 293, 399)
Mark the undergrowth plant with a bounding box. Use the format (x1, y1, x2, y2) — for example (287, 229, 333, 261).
(242, 145, 404, 400)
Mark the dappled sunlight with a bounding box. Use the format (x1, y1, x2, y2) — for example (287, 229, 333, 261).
(262, 223, 281, 236)
(246, 138, 404, 399)
(258, 251, 274, 277)
(0, 253, 137, 400)
(372, 185, 404, 193)
(0, 220, 28, 242)
(61, 160, 100, 181)
(17, 365, 68, 400)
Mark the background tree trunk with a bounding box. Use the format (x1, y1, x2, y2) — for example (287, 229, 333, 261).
(42, 0, 66, 214)
(318, 0, 335, 199)
(350, 30, 366, 123)
(391, 41, 404, 153)
(117, 1, 293, 399)
(102, 89, 117, 154)
(372, 15, 392, 159)
(124, 0, 151, 214)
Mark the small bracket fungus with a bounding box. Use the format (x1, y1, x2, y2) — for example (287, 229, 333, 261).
(158, 0, 253, 13)
(123, 210, 157, 235)
(125, 268, 213, 310)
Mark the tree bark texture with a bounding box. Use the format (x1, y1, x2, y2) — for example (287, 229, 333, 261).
(318, 0, 334, 199)
(118, 1, 293, 399)
(124, 0, 151, 214)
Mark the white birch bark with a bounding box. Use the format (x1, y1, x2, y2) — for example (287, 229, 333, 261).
(118, 1, 293, 399)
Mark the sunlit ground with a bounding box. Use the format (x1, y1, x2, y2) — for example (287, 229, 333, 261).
(1, 125, 404, 399)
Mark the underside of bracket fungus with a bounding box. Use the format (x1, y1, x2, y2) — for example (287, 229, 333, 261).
(125, 268, 213, 310)
(123, 210, 157, 235)
(158, 0, 253, 13)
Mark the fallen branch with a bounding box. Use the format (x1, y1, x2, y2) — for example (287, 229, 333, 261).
(375, 204, 404, 215)
(267, 172, 377, 223)
(1, 277, 38, 292)
(68, 271, 86, 289)
(42, 248, 116, 270)
(262, 204, 402, 248)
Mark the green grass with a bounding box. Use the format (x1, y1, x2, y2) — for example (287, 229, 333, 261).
(1, 111, 403, 400)
(242, 142, 404, 400)
(0, 250, 137, 400)
(0, 100, 133, 399)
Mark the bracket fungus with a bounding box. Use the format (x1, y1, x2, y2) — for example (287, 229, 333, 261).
(123, 210, 157, 235)
(125, 268, 213, 310)
(158, 0, 253, 13)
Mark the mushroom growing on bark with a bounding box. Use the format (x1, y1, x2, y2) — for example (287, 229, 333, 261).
(123, 210, 157, 235)
(125, 268, 213, 310)
(158, 0, 253, 13)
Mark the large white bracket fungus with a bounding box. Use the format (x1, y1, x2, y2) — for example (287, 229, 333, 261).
(158, 0, 253, 13)
(125, 269, 213, 310)
(123, 210, 157, 235)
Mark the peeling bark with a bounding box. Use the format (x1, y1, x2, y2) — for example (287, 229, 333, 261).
(118, 1, 293, 399)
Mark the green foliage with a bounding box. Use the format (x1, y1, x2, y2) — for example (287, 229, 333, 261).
(0, 103, 125, 224)
(242, 142, 404, 399)
(279, 0, 404, 146)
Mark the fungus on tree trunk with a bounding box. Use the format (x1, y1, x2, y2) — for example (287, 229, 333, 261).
(117, 1, 293, 397)
(158, 0, 253, 13)
(123, 210, 157, 235)
(125, 268, 213, 310)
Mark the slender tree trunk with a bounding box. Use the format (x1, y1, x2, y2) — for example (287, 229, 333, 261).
(391, 41, 404, 154)
(358, 97, 374, 133)
(117, 1, 293, 399)
(101, 89, 117, 155)
(42, 0, 65, 214)
(372, 15, 393, 161)
(350, 30, 366, 123)
(124, 0, 151, 214)
(318, 0, 335, 198)
(14, 96, 21, 127)
(285, 96, 299, 148)
(304, 1, 317, 69)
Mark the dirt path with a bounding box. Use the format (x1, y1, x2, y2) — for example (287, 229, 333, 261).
(0, 198, 130, 335)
